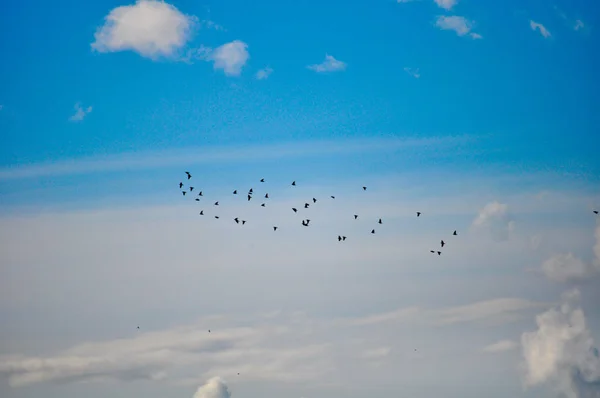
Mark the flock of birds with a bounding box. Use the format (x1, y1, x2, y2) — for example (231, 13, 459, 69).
(177, 171, 459, 254)
(135, 171, 600, 374)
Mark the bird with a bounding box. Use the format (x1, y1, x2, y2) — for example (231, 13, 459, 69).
(362, 186, 367, 191)
(441, 240, 445, 248)
(195, 198, 200, 202)
(185, 171, 191, 179)
(342, 236, 347, 241)
(233, 190, 237, 194)
(302, 220, 308, 226)
(378, 218, 382, 224)
(234, 218, 240, 224)
(215, 216, 219, 219)
(182, 191, 187, 196)
(338, 235, 342, 242)
(179, 182, 183, 189)
(199, 211, 204, 215)
(237, 373, 240, 376)
(249, 188, 253, 194)
(208, 330, 211, 333)
(265, 193, 269, 198)
(331, 195, 335, 199)
(190, 187, 194, 192)
(198, 191, 203, 196)
(437, 251, 441, 255)
(137, 326, 140, 329)
(453, 230, 457, 236)
(242, 220, 246, 225)
(292, 181, 296, 186)
(260, 178, 265, 182)
(273, 226, 278, 231)
(306, 219, 311, 225)
(304, 203, 309, 208)
(247, 194, 252, 201)
(313, 198, 317, 203)
(430, 250, 435, 254)
(416, 212, 421, 217)
(214, 201, 219, 206)
(371, 229, 375, 234)
(354, 215, 358, 219)
(292, 208, 297, 213)
(594, 210, 599, 214)
(261, 203, 266, 207)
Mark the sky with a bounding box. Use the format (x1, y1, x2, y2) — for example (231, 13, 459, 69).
(0, 0, 599, 397)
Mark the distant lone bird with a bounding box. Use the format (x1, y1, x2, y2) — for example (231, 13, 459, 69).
(378, 218, 382, 224)
(302, 220, 308, 227)
(182, 191, 187, 196)
(185, 171, 191, 179)
(195, 198, 200, 202)
(304, 203, 310, 208)
(437, 251, 441, 255)
(331, 196, 335, 199)
(265, 193, 269, 198)
(179, 182, 183, 189)
(208, 330, 211, 333)
(342, 236, 347, 241)
(338, 235, 342, 242)
(248, 194, 252, 201)
(233, 190, 237, 194)
(363, 186, 367, 191)
(273, 226, 278, 231)
(199, 211, 204, 215)
(249, 188, 253, 194)
(354, 215, 358, 219)
(594, 210, 599, 214)
(198, 191, 203, 196)
(234, 217, 240, 224)
(214, 201, 219, 206)
(441, 240, 445, 248)
(260, 178, 265, 182)
(416, 212, 421, 217)
(292, 208, 297, 213)
(430, 250, 435, 254)
(137, 326, 140, 329)
(215, 216, 219, 219)
(313, 198, 317, 203)
(306, 219, 311, 225)
(261, 203, 266, 207)
(453, 230, 457, 236)
(292, 181, 296, 186)
(371, 229, 375, 234)
(242, 220, 246, 225)
(189, 187, 194, 192)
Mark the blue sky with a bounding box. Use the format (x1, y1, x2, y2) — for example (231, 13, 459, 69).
(1, 1, 600, 398)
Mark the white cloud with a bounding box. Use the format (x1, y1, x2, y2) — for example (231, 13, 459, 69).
(193, 377, 231, 398)
(209, 40, 249, 76)
(541, 222, 600, 283)
(255, 67, 273, 80)
(200, 19, 226, 32)
(471, 201, 515, 241)
(574, 19, 585, 31)
(530, 234, 543, 251)
(434, 0, 457, 11)
(482, 340, 518, 354)
(403, 67, 420, 78)
(91, 0, 196, 60)
(435, 298, 546, 326)
(69, 102, 93, 122)
(530, 20, 551, 38)
(521, 289, 600, 398)
(435, 16, 482, 39)
(307, 54, 347, 73)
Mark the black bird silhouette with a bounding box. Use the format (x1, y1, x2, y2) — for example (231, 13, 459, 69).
(137, 326, 140, 329)
(199, 211, 204, 215)
(214, 201, 219, 206)
(304, 203, 309, 208)
(302, 220, 308, 227)
(198, 191, 203, 196)
(273, 226, 278, 231)
(208, 330, 211, 333)
(182, 191, 187, 196)
(260, 178, 265, 182)
(354, 215, 358, 219)
(233, 190, 237, 194)
(371, 229, 375, 234)
(190, 187, 194, 192)
(453, 230, 457, 236)
(292, 181, 296, 186)
(215, 216, 219, 219)
(249, 188, 253, 194)
(195, 198, 200, 202)
(179, 182, 183, 188)
(378, 218, 382, 224)
(261, 203, 266, 207)
(342, 236, 347, 241)
(430, 250, 435, 254)
(292, 208, 297, 213)
(265, 193, 269, 198)
(437, 251, 441, 255)
(247, 194, 252, 201)
(234, 217, 240, 224)
(185, 171, 191, 179)
(441, 240, 445, 248)
(363, 186, 367, 191)
(242, 220, 246, 225)
(331, 196, 335, 199)
(313, 198, 317, 203)
(594, 210, 599, 214)
(338, 235, 342, 241)
(416, 212, 421, 217)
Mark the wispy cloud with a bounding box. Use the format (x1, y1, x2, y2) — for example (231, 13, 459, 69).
(530, 20, 551, 38)
(307, 54, 347, 73)
(91, 0, 196, 60)
(0, 135, 470, 181)
(68, 102, 92, 122)
(434, 0, 457, 11)
(482, 340, 518, 354)
(403, 67, 420, 78)
(435, 16, 482, 39)
(255, 66, 273, 80)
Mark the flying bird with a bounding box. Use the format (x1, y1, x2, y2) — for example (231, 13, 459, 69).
(437, 251, 441, 255)
(342, 236, 347, 241)
(371, 229, 375, 234)
(313, 198, 317, 203)
(261, 203, 266, 207)
(304, 203, 310, 208)
(189, 187, 194, 192)
(441, 240, 445, 248)
(594, 210, 599, 214)
(249, 188, 253, 194)
(199, 211, 204, 215)
(453, 230, 457, 236)
(265, 193, 269, 198)
(362, 186, 367, 191)
(179, 182, 183, 189)
(338, 235, 342, 242)
(416, 212, 421, 217)
(214, 201, 219, 206)
(273, 226, 278, 231)
(195, 198, 200, 202)
(430, 250, 435, 254)
(215, 216, 219, 219)
(248, 194, 252, 201)
(242, 220, 246, 225)
(292, 208, 297, 213)
(208, 330, 211, 333)
(182, 191, 187, 196)
(234, 218, 240, 224)
(233, 190, 237, 194)
(378, 218, 382, 224)
(185, 171, 191, 179)
(354, 215, 358, 219)
(260, 178, 265, 182)
(292, 181, 296, 186)
(331, 196, 335, 199)
(198, 191, 203, 196)
(137, 326, 140, 329)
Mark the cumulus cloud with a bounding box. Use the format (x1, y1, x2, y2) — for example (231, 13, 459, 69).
(472, 201, 515, 241)
(521, 289, 600, 398)
(403, 67, 420, 78)
(255, 67, 273, 80)
(482, 340, 518, 354)
(530, 20, 551, 38)
(193, 377, 231, 398)
(435, 16, 482, 39)
(91, 0, 196, 60)
(208, 40, 249, 76)
(69, 102, 93, 122)
(307, 54, 347, 73)
(434, 0, 457, 10)
(541, 223, 600, 283)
